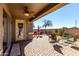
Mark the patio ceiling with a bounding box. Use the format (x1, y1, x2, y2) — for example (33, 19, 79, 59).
(6, 3, 67, 22)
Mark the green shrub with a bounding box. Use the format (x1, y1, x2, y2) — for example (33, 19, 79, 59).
(63, 32, 69, 38)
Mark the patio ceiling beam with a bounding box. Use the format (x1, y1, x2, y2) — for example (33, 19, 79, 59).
(29, 3, 58, 21)
(29, 3, 68, 22)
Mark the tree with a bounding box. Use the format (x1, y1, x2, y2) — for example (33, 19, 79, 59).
(42, 19, 53, 34)
(42, 19, 53, 29)
(32, 23, 35, 28)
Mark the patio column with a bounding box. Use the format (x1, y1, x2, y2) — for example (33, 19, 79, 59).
(23, 21, 26, 40)
(12, 19, 15, 42)
(26, 22, 33, 40)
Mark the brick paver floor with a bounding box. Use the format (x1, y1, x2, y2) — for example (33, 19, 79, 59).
(24, 35, 79, 56)
(10, 43, 20, 56)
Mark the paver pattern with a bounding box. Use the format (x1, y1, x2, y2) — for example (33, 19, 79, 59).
(10, 43, 20, 56)
(24, 35, 79, 56)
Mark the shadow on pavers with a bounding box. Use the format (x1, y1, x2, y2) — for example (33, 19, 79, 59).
(71, 46, 79, 51)
(53, 44, 64, 55)
(19, 39, 33, 56)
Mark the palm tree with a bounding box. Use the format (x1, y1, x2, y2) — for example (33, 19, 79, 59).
(42, 19, 53, 34)
(42, 19, 53, 29)
(32, 23, 35, 28)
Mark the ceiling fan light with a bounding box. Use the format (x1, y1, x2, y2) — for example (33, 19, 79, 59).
(24, 13, 30, 16)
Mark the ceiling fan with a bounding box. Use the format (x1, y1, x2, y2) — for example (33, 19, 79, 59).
(24, 6, 34, 16)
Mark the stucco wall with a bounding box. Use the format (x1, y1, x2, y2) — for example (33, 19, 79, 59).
(34, 28, 79, 36)
(64, 28, 79, 36)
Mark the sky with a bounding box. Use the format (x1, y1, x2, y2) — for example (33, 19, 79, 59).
(33, 3, 79, 29)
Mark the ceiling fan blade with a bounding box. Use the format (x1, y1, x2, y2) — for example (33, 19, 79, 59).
(24, 6, 34, 13)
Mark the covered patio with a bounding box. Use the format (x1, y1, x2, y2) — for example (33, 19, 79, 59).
(0, 3, 67, 56)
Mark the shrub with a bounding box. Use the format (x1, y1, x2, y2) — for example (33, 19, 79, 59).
(51, 33, 57, 41)
(54, 29, 59, 36)
(58, 28, 64, 36)
(73, 34, 79, 41)
(63, 32, 69, 38)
